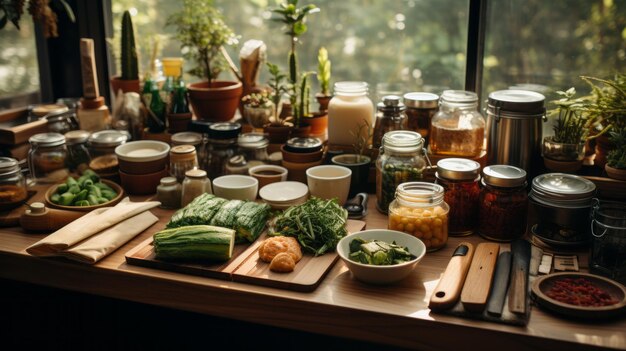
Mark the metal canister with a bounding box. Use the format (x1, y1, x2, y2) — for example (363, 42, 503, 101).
(485, 90, 546, 178)
(590, 200, 626, 285)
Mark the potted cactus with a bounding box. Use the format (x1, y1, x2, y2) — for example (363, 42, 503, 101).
(308, 47, 332, 135)
(110, 10, 140, 94)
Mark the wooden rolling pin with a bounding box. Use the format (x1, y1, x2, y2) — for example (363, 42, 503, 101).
(19, 202, 86, 232)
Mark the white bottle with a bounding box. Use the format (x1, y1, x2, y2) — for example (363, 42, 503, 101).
(327, 81, 375, 146)
(181, 169, 212, 207)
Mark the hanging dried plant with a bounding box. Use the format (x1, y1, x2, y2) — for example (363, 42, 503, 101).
(1, 0, 74, 38)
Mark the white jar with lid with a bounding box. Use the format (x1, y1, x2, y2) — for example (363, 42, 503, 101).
(327, 81, 375, 146)
(181, 169, 212, 207)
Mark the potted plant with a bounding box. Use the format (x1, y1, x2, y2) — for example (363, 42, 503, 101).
(110, 11, 140, 94)
(241, 91, 274, 132)
(605, 127, 626, 180)
(308, 47, 331, 136)
(167, 0, 242, 121)
(330, 120, 373, 197)
(263, 62, 291, 144)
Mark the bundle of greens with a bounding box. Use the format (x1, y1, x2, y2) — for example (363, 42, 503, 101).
(270, 197, 348, 256)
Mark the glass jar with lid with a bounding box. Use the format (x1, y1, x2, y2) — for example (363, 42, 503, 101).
(0, 157, 28, 208)
(403, 92, 438, 146)
(88, 130, 128, 158)
(28, 133, 69, 184)
(430, 90, 485, 157)
(64, 130, 91, 173)
(373, 95, 408, 149)
(181, 169, 212, 207)
(376, 131, 429, 213)
(205, 122, 242, 179)
(478, 165, 528, 242)
(171, 132, 203, 148)
(157, 177, 182, 209)
(170, 145, 199, 182)
(327, 81, 375, 146)
(388, 182, 449, 252)
(435, 158, 481, 236)
(237, 133, 269, 165)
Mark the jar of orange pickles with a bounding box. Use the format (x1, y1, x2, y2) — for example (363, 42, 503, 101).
(388, 182, 449, 251)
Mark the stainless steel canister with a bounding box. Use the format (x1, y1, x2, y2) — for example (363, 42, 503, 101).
(485, 90, 546, 177)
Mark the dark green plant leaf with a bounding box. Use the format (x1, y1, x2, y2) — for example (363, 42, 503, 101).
(293, 22, 307, 35)
(58, 0, 75, 23)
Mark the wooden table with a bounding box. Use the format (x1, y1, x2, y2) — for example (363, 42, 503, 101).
(0, 195, 625, 351)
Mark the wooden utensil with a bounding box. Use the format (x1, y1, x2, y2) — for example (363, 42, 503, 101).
(429, 242, 475, 310)
(461, 242, 500, 312)
(19, 202, 86, 232)
(508, 239, 531, 314)
(486, 251, 512, 316)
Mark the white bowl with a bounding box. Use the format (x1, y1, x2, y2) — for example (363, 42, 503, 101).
(212, 175, 258, 201)
(115, 140, 170, 162)
(337, 229, 426, 285)
(259, 181, 309, 203)
(306, 165, 351, 205)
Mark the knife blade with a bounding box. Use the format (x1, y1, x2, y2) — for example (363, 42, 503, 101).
(461, 242, 500, 313)
(508, 239, 531, 314)
(429, 242, 475, 311)
(486, 251, 512, 316)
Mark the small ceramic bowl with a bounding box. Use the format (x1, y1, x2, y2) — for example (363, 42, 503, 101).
(259, 181, 309, 209)
(45, 179, 124, 211)
(212, 175, 258, 201)
(337, 229, 426, 285)
(119, 168, 169, 195)
(115, 140, 170, 175)
(306, 165, 352, 205)
(249, 165, 288, 189)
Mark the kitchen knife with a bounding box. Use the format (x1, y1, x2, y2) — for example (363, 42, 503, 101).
(429, 242, 475, 310)
(486, 251, 512, 316)
(508, 239, 531, 314)
(461, 242, 500, 313)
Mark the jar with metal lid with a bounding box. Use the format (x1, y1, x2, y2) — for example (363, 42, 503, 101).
(205, 122, 242, 179)
(0, 157, 28, 208)
(403, 92, 438, 146)
(478, 165, 528, 242)
(157, 177, 182, 209)
(64, 130, 91, 173)
(529, 173, 596, 245)
(170, 145, 199, 182)
(435, 158, 481, 236)
(237, 133, 269, 164)
(590, 200, 626, 285)
(485, 89, 546, 177)
(327, 81, 375, 146)
(388, 182, 449, 252)
(87, 130, 128, 158)
(28, 133, 69, 184)
(430, 90, 485, 157)
(373, 95, 408, 149)
(181, 169, 212, 207)
(171, 132, 203, 148)
(376, 131, 429, 213)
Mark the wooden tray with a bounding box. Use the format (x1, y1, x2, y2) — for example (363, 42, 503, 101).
(125, 219, 366, 292)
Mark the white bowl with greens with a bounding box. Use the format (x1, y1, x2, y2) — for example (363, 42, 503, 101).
(337, 229, 426, 285)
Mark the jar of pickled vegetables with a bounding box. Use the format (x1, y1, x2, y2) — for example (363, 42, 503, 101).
(388, 182, 449, 252)
(478, 165, 528, 242)
(376, 131, 429, 213)
(435, 158, 481, 236)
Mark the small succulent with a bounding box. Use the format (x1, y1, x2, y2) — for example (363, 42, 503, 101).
(241, 91, 273, 108)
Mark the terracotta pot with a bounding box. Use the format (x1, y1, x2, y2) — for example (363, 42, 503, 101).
(594, 134, 614, 169)
(264, 124, 292, 144)
(543, 157, 583, 173)
(110, 76, 141, 95)
(167, 112, 192, 133)
(291, 122, 311, 138)
(315, 93, 332, 113)
(280, 144, 324, 163)
(606, 164, 626, 181)
(187, 81, 243, 121)
(307, 113, 328, 135)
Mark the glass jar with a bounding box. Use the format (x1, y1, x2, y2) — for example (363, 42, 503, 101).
(28, 133, 69, 184)
(430, 90, 485, 157)
(373, 95, 408, 149)
(171, 132, 203, 148)
(388, 182, 449, 252)
(64, 130, 91, 173)
(528, 173, 596, 245)
(403, 92, 438, 146)
(181, 169, 212, 207)
(590, 200, 626, 285)
(0, 157, 28, 208)
(376, 131, 429, 213)
(205, 123, 241, 179)
(327, 81, 375, 146)
(435, 158, 481, 236)
(88, 130, 128, 158)
(237, 133, 269, 165)
(170, 145, 199, 183)
(157, 177, 182, 209)
(478, 165, 528, 242)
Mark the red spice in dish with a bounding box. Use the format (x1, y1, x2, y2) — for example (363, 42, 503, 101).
(546, 278, 619, 307)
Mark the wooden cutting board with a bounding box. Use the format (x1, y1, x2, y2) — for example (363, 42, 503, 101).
(125, 219, 366, 292)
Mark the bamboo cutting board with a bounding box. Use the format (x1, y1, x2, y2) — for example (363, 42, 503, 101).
(125, 219, 366, 292)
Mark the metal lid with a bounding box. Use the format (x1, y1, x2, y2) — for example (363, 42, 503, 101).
(482, 165, 527, 187)
(436, 158, 480, 181)
(171, 132, 203, 146)
(29, 132, 65, 147)
(31, 104, 69, 117)
(170, 145, 196, 155)
(382, 131, 423, 153)
(88, 130, 128, 147)
(285, 137, 323, 153)
(189, 120, 213, 134)
(530, 173, 596, 208)
(64, 130, 90, 145)
(377, 95, 406, 112)
(487, 89, 545, 114)
(238, 133, 269, 149)
(208, 122, 242, 140)
(441, 90, 478, 104)
(185, 169, 207, 178)
(403, 92, 439, 109)
(0, 157, 20, 177)
(160, 177, 178, 186)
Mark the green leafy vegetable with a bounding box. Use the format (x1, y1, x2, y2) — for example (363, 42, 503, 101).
(348, 237, 416, 265)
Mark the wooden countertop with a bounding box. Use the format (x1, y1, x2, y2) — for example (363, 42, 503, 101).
(0, 195, 625, 351)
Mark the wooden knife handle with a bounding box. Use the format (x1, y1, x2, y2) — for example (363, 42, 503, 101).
(19, 203, 86, 232)
(461, 242, 500, 313)
(429, 242, 475, 310)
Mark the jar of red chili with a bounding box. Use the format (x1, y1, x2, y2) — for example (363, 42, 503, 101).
(478, 165, 528, 242)
(436, 158, 481, 236)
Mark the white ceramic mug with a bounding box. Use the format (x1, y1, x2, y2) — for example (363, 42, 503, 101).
(306, 165, 352, 205)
